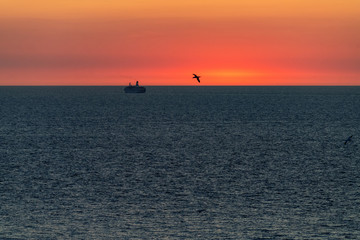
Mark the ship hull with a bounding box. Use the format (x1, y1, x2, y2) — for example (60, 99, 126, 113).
(124, 86, 146, 93)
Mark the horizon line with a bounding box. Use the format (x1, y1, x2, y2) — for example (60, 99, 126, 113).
(1, 85, 360, 87)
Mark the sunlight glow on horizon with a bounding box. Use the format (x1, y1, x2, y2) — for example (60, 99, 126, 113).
(1, 0, 359, 85)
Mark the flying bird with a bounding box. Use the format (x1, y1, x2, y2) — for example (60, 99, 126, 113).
(344, 135, 353, 145)
(193, 74, 201, 83)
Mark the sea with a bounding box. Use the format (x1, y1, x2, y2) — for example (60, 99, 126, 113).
(0, 86, 359, 239)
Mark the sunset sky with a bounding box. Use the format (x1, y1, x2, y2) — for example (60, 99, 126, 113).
(1, 0, 359, 85)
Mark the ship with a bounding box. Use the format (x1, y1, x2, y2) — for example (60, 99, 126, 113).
(124, 81, 146, 93)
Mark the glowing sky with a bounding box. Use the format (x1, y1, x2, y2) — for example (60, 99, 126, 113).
(1, 0, 359, 85)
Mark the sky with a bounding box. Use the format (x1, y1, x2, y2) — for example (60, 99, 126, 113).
(1, 0, 359, 85)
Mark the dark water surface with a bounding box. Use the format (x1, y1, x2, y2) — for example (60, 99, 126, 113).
(1, 86, 360, 239)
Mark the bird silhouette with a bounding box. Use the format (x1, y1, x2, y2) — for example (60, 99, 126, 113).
(344, 135, 353, 145)
(193, 74, 201, 83)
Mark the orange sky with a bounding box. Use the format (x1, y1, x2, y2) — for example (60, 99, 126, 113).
(1, 0, 359, 85)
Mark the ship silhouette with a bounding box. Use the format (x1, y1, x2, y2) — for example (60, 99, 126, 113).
(124, 81, 146, 93)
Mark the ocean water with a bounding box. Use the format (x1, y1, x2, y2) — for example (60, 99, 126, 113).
(1, 86, 359, 239)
